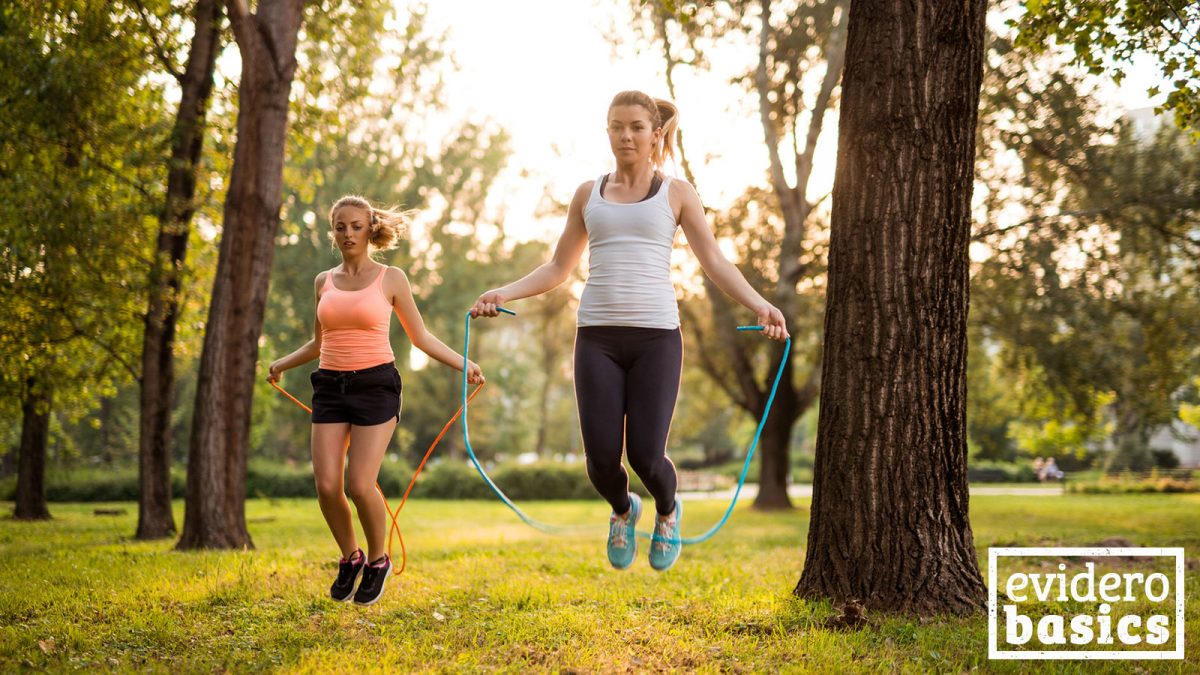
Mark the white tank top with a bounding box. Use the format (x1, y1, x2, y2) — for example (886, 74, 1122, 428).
(577, 174, 680, 329)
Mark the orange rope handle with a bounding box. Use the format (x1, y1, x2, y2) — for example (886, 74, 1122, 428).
(269, 377, 485, 577)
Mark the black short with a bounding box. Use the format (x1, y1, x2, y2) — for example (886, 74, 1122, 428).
(310, 362, 402, 426)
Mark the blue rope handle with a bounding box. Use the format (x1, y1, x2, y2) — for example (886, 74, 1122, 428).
(461, 310, 790, 545)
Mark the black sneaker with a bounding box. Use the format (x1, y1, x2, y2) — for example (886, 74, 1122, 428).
(331, 548, 365, 602)
(353, 555, 392, 606)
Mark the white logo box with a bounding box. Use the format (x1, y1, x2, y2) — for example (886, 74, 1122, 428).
(988, 547, 1185, 660)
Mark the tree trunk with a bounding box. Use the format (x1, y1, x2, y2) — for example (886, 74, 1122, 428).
(795, 0, 989, 615)
(753, 342, 799, 509)
(137, 0, 223, 541)
(177, 0, 304, 550)
(98, 395, 115, 464)
(0, 445, 13, 479)
(14, 377, 52, 520)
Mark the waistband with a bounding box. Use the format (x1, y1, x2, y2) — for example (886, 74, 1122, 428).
(315, 361, 395, 375)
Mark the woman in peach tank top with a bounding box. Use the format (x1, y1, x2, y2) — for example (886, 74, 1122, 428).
(268, 195, 484, 605)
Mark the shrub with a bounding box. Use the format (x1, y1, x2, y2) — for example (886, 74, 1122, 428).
(967, 461, 1039, 483)
(1067, 470, 1198, 494)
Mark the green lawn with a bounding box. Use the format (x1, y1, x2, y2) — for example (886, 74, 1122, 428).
(2, 495, 1197, 672)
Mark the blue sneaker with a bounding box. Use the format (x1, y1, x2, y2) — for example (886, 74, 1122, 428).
(648, 499, 682, 571)
(607, 493, 641, 570)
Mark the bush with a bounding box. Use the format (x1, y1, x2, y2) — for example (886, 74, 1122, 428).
(1067, 469, 1198, 494)
(409, 461, 600, 500)
(967, 461, 1039, 483)
(246, 461, 315, 499)
(0, 460, 671, 502)
(0, 467, 186, 503)
(407, 462, 493, 500)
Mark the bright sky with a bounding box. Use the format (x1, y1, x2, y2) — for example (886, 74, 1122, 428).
(418, 0, 840, 245)
(418, 0, 1166, 246)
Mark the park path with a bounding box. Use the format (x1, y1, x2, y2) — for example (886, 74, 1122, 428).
(678, 483, 1063, 501)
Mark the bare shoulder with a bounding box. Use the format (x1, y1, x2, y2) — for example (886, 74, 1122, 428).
(668, 176, 700, 200)
(668, 176, 701, 221)
(380, 265, 412, 305)
(383, 264, 410, 286)
(314, 270, 329, 292)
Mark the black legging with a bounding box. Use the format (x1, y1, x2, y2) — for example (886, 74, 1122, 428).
(574, 326, 681, 516)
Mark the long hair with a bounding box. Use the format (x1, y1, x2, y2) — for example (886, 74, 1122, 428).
(327, 195, 412, 252)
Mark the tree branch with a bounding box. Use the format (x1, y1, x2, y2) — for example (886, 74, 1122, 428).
(652, 3, 700, 187)
(756, 0, 792, 203)
(795, 0, 848, 197)
(132, 0, 184, 81)
(224, 0, 253, 55)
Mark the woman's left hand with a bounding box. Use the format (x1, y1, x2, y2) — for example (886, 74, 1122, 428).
(756, 304, 790, 341)
(465, 360, 485, 385)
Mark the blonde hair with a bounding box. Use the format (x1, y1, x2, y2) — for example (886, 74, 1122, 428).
(609, 91, 679, 168)
(327, 195, 411, 252)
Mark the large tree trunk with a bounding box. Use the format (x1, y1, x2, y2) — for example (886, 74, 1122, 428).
(137, 0, 223, 541)
(177, 0, 304, 550)
(14, 377, 52, 520)
(795, 0, 988, 615)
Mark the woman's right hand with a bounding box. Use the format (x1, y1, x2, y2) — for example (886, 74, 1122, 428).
(470, 290, 508, 318)
(267, 359, 285, 383)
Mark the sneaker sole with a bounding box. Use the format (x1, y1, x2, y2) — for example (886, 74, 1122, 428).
(650, 553, 680, 572)
(352, 564, 392, 606)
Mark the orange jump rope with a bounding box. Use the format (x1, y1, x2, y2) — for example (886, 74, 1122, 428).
(270, 378, 484, 577)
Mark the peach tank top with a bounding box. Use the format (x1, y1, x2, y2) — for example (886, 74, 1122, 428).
(316, 266, 395, 371)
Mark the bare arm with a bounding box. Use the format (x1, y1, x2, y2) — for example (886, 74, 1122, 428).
(267, 273, 325, 382)
(470, 181, 592, 317)
(675, 181, 790, 341)
(387, 267, 484, 384)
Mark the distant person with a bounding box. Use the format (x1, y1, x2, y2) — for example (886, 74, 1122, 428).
(1032, 456, 1045, 481)
(471, 91, 788, 572)
(268, 196, 484, 605)
(1043, 457, 1064, 482)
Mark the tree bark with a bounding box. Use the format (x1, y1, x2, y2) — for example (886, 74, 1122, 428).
(795, 0, 989, 614)
(177, 0, 304, 550)
(137, 0, 223, 541)
(14, 377, 52, 520)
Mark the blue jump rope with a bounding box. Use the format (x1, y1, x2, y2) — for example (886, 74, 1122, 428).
(460, 308, 790, 545)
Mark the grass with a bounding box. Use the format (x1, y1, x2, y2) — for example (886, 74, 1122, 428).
(2, 494, 1198, 672)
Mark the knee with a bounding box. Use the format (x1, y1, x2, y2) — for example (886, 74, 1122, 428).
(586, 452, 624, 477)
(626, 452, 655, 478)
(314, 475, 344, 501)
(346, 479, 377, 504)
(628, 452, 671, 481)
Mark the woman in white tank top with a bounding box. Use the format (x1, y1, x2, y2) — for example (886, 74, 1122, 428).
(471, 91, 789, 572)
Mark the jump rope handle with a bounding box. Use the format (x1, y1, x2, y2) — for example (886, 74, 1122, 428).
(737, 325, 764, 331)
(473, 307, 517, 317)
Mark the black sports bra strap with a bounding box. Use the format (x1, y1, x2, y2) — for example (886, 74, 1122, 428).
(599, 172, 664, 202)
